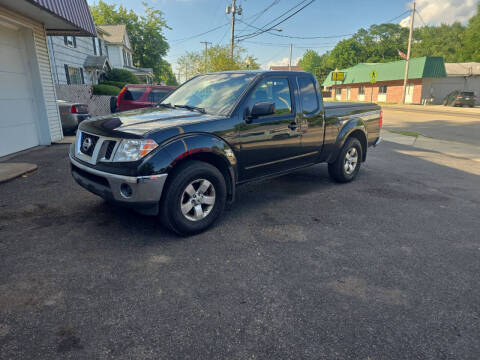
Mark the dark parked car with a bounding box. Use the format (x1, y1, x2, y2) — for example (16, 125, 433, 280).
(114, 84, 177, 112)
(57, 100, 90, 134)
(443, 90, 477, 107)
(70, 71, 382, 235)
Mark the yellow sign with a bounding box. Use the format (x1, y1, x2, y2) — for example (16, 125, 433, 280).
(331, 72, 345, 81)
(370, 70, 378, 84)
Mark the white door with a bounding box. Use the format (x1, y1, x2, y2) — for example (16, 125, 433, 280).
(405, 83, 414, 104)
(346, 87, 351, 100)
(0, 23, 39, 157)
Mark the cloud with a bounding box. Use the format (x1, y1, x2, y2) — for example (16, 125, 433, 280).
(264, 56, 302, 69)
(400, 0, 476, 27)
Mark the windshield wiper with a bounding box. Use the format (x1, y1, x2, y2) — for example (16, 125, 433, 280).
(174, 104, 206, 114)
(156, 102, 174, 109)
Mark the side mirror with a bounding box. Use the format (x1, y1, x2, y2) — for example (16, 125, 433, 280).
(248, 101, 275, 121)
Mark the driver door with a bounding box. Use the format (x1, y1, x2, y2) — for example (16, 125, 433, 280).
(237, 76, 303, 180)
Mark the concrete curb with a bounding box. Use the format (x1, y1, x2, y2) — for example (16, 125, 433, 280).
(0, 163, 38, 184)
(381, 104, 479, 117)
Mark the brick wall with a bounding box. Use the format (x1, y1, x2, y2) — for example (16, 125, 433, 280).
(331, 79, 424, 104)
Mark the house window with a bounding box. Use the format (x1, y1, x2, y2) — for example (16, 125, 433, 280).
(123, 49, 127, 66)
(92, 38, 97, 55)
(359, 86, 365, 95)
(379, 85, 388, 94)
(98, 39, 103, 56)
(64, 65, 84, 85)
(335, 88, 342, 96)
(64, 36, 76, 48)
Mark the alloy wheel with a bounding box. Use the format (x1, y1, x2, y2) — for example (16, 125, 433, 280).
(180, 179, 216, 221)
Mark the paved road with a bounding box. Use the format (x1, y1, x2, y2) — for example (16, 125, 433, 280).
(1, 142, 480, 359)
(383, 108, 480, 146)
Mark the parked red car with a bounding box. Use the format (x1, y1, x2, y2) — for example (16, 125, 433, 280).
(114, 84, 177, 112)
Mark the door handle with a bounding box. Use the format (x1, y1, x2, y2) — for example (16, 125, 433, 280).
(288, 122, 297, 130)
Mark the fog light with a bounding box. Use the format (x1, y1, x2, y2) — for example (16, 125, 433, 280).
(120, 183, 133, 198)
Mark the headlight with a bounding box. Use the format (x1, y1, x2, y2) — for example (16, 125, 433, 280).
(113, 139, 158, 162)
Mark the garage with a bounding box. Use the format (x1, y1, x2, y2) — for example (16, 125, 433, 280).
(0, 22, 40, 157)
(0, 0, 96, 158)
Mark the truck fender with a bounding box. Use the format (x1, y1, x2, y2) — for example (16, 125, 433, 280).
(140, 134, 238, 202)
(330, 119, 368, 163)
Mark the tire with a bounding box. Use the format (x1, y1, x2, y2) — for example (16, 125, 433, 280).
(328, 137, 362, 183)
(110, 96, 117, 113)
(160, 160, 227, 235)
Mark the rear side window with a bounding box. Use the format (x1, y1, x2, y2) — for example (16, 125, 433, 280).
(298, 77, 319, 114)
(123, 88, 146, 101)
(149, 89, 171, 103)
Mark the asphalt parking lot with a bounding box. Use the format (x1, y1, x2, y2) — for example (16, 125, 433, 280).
(1, 141, 480, 359)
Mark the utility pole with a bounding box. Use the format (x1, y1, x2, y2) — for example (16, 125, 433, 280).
(289, 43, 293, 71)
(401, 1, 416, 104)
(200, 41, 212, 73)
(226, 0, 242, 59)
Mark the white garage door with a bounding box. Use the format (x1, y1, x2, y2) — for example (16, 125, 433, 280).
(0, 23, 39, 157)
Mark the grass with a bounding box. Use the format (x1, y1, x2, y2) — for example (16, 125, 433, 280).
(387, 130, 420, 138)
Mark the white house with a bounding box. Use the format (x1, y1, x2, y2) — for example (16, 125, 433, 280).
(0, 0, 96, 157)
(422, 62, 480, 105)
(47, 26, 111, 85)
(98, 24, 154, 84)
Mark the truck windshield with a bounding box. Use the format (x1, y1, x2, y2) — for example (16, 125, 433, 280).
(161, 73, 257, 115)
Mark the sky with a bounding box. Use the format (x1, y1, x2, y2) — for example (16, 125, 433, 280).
(87, 0, 477, 76)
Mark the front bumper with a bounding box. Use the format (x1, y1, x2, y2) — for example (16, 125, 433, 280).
(70, 154, 167, 215)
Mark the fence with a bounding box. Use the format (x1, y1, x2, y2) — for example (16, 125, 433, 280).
(55, 84, 112, 117)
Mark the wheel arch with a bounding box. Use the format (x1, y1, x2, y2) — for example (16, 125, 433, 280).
(159, 134, 237, 203)
(329, 121, 368, 163)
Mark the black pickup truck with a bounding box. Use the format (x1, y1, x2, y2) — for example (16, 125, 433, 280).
(70, 71, 382, 235)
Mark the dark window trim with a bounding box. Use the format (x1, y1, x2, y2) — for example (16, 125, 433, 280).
(64, 64, 71, 84)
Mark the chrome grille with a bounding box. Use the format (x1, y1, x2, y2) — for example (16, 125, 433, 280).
(75, 131, 121, 165)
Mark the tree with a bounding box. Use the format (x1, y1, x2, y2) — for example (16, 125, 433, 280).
(177, 45, 260, 80)
(298, 50, 333, 84)
(90, 1, 172, 83)
(462, 3, 480, 61)
(412, 23, 466, 62)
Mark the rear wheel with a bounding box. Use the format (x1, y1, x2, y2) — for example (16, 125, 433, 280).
(160, 161, 227, 235)
(328, 137, 362, 183)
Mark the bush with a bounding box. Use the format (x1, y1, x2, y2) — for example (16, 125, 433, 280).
(105, 68, 138, 84)
(100, 80, 129, 89)
(92, 84, 122, 96)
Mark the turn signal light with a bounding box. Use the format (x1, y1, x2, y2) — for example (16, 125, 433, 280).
(139, 139, 158, 157)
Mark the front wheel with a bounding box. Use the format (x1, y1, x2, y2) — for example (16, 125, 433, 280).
(160, 161, 227, 235)
(328, 137, 362, 183)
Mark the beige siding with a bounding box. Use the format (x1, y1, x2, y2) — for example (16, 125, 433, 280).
(0, 5, 63, 142)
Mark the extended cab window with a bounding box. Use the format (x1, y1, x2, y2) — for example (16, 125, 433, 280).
(248, 78, 292, 116)
(298, 77, 319, 113)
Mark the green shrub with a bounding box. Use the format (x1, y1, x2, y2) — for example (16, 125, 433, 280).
(92, 84, 122, 96)
(105, 69, 138, 84)
(100, 80, 129, 89)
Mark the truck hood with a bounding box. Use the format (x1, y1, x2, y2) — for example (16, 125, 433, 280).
(79, 107, 224, 138)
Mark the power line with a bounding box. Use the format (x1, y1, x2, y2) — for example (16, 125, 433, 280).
(171, 22, 229, 44)
(415, 9, 428, 27)
(236, 0, 315, 41)
(384, 10, 411, 24)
